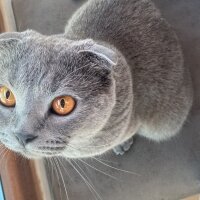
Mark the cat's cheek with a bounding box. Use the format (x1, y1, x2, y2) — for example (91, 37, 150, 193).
(0, 134, 25, 153)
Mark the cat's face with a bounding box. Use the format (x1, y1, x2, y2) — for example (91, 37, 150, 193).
(0, 30, 117, 158)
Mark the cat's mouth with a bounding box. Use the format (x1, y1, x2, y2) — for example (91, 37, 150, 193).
(0, 134, 67, 158)
(27, 146, 66, 158)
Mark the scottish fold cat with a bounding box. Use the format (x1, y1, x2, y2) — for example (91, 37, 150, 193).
(0, 0, 193, 158)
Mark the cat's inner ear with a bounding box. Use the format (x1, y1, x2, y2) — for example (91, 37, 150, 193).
(78, 41, 118, 66)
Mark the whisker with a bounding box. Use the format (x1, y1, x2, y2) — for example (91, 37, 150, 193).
(45, 158, 53, 184)
(93, 157, 141, 176)
(54, 157, 69, 200)
(65, 63, 91, 79)
(79, 159, 119, 181)
(95, 157, 118, 165)
(51, 158, 63, 200)
(69, 160, 102, 200)
(73, 160, 96, 189)
(48, 158, 57, 190)
(57, 158, 73, 182)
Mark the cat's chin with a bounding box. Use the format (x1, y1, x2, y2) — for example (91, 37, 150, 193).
(20, 152, 41, 159)
(61, 146, 113, 159)
(25, 151, 62, 159)
(19, 152, 61, 159)
(8, 148, 64, 159)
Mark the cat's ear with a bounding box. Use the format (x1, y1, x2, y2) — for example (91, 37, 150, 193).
(77, 39, 118, 67)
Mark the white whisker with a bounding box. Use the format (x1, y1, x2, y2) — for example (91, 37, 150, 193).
(73, 160, 96, 189)
(57, 158, 73, 182)
(93, 157, 141, 176)
(69, 160, 102, 200)
(54, 158, 69, 200)
(51, 158, 63, 200)
(79, 159, 119, 181)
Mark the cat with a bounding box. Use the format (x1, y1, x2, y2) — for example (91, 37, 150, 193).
(0, 0, 193, 158)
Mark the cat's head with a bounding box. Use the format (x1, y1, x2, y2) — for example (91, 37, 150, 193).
(0, 30, 118, 159)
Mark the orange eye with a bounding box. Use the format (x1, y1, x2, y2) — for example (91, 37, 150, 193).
(52, 96, 76, 116)
(0, 86, 16, 107)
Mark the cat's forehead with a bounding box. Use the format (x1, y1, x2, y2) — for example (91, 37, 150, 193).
(1, 35, 81, 95)
(0, 31, 109, 98)
(19, 35, 74, 59)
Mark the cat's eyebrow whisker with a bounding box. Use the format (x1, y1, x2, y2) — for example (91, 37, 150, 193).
(92, 157, 142, 177)
(64, 63, 93, 79)
(58, 62, 98, 85)
(63, 80, 104, 92)
(68, 68, 96, 83)
(56, 66, 96, 92)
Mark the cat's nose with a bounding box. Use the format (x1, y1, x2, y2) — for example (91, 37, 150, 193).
(15, 133, 38, 146)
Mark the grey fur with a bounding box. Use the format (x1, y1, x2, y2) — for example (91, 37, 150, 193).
(0, 0, 193, 159)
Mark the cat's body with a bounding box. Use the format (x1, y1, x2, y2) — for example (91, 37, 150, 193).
(65, 0, 193, 147)
(0, 0, 192, 158)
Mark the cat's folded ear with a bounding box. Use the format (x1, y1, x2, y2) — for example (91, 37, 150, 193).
(77, 39, 118, 68)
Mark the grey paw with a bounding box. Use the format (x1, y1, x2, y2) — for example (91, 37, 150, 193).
(113, 137, 134, 156)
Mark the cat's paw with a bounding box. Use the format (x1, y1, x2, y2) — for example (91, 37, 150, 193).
(113, 137, 134, 156)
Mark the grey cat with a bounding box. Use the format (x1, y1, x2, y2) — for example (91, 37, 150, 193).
(0, 0, 193, 158)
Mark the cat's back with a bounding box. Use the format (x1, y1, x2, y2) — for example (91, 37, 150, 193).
(65, 0, 182, 75)
(64, 0, 193, 141)
(65, 0, 178, 58)
(65, 0, 187, 115)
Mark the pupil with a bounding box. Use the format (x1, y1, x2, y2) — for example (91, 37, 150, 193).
(60, 99, 65, 108)
(6, 91, 10, 99)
